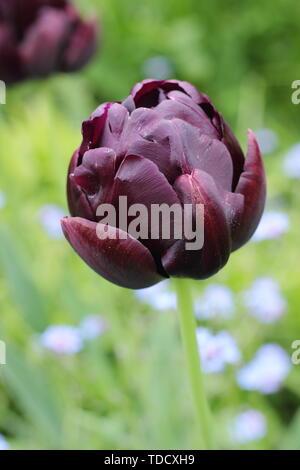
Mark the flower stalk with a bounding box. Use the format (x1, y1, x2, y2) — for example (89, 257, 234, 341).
(173, 278, 215, 450)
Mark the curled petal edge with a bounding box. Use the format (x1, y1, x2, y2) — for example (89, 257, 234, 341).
(231, 129, 266, 251)
(67, 149, 94, 219)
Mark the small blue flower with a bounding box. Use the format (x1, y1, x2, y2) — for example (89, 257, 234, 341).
(243, 278, 286, 324)
(254, 128, 278, 155)
(0, 434, 10, 450)
(195, 284, 235, 320)
(40, 325, 83, 355)
(79, 315, 107, 341)
(236, 344, 291, 394)
(252, 211, 290, 242)
(196, 328, 241, 374)
(283, 143, 300, 179)
(229, 409, 267, 444)
(38, 204, 65, 239)
(142, 56, 174, 80)
(134, 281, 177, 310)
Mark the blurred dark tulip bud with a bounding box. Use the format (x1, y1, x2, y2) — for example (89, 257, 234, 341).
(62, 79, 266, 289)
(0, 0, 98, 84)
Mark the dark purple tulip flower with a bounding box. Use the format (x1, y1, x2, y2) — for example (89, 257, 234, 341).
(0, 0, 98, 84)
(62, 79, 266, 289)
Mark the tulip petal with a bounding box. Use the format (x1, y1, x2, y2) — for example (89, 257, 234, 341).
(131, 79, 165, 106)
(113, 154, 180, 209)
(111, 154, 181, 260)
(197, 97, 245, 188)
(125, 133, 174, 182)
(167, 80, 204, 103)
(62, 17, 98, 72)
(0, 0, 67, 37)
(220, 118, 245, 190)
(231, 130, 266, 250)
(122, 95, 136, 113)
(0, 24, 22, 83)
(67, 149, 94, 219)
(162, 169, 231, 279)
(80, 102, 113, 155)
(131, 79, 204, 108)
(61, 217, 163, 289)
(19, 7, 73, 76)
(115, 107, 163, 159)
(72, 147, 117, 214)
(100, 103, 130, 151)
(155, 92, 219, 139)
(171, 120, 234, 191)
(124, 112, 180, 182)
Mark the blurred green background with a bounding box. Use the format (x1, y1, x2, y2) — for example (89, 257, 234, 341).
(0, 0, 300, 450)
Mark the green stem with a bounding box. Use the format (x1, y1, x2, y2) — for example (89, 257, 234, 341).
(173, 278, 215, 450)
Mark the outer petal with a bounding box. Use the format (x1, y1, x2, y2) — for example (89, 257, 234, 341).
(197, 97, 245, 189)
(100, 102, 130, 153)
(220, 118, 245, 190)
(19, 7, 72, 76)
(62, 17, 98, 72)
(72, 147, 117, 215)
(162, 169, 231, 279)
(79, 102, 113, 155)
(231, 130, 266, 251)
(67, 149, 94, 219)
(0, 1, 66, 36)
(61, 217, 164, 289)
(0, 25, 22, 83)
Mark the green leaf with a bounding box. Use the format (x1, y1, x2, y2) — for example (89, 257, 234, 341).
(0, 223, 48, 331)
(0, 344, 63, 449)
(279, 409, 300, 450)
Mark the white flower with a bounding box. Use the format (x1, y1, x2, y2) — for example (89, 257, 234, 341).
(243, 277, 286, 323)
(134, 281, 177, 310)
(236, 344, 291, 394)
(283, 143, 300, 179)
(38, 204, 65, 239)
(80, 315, 107, 340)
(40, 325, 83, 355)
(252, 211, 290, 242)
(0, 191, 6, 210)
(229, 409, 267, 444)
(254, 128, 278, 155)
(195, 284, 235, 320)
(196, 328, 241, 374)
(142, 56, 174, 80)
(0, 434, 10, 450)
